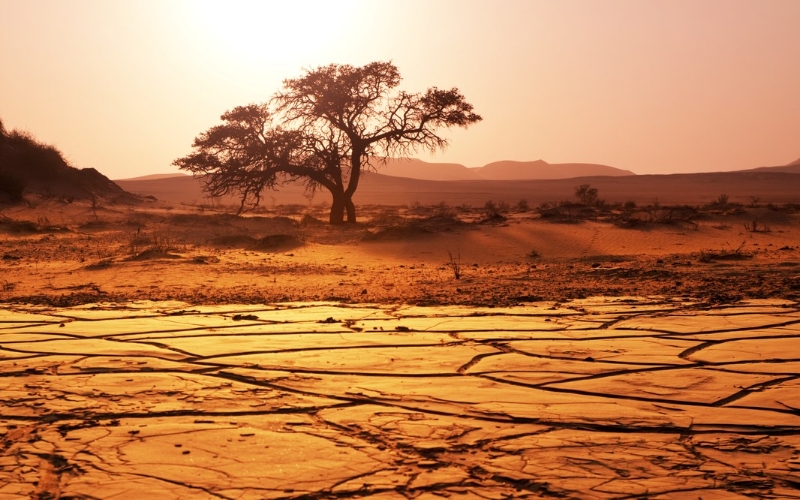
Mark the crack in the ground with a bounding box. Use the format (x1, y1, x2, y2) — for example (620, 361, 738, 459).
(2, 300, 800, 499)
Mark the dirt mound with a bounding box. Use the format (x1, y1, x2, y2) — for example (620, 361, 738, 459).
(364, 215, 465, 241)
(417, 214, 466, 230)
(209, 235, 258, 248)
(300, 214, 325, 226)
(250, 234, 303, 252)
(364, 225, 433, 241)
(0, 216, 39, 233)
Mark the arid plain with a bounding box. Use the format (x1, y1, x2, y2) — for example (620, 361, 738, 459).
(2, 174, 800, 498)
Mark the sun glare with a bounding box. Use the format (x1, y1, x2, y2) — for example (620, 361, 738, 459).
(189, 0, 352, 65)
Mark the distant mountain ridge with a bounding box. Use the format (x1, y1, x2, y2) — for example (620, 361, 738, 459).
(116, 158, 635, 183)
(367, 157, 634, 181)
(115, 173, 190, 181)
(475, 160, 634, 180)
(116, 155, 800, 185)
(115, 170, 800, 208)
(739, 159, 800, 174)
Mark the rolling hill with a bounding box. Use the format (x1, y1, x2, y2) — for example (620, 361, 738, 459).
(373, 158, 482, 180)
(115, 170, 800, 208)
(475, 160, 634, 180)
(0, 126, 134, 202)
(372, 158, 634, 181)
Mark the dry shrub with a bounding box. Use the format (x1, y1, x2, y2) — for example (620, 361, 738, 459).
(699, 241, 752, 262)
(128, 231, 184, 255)
(446, 250, 462, 279)
(743, 218, 771, 233)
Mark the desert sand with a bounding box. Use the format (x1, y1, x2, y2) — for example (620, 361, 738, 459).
(2, 193, 800, 498)
(1, 196, 799, 306)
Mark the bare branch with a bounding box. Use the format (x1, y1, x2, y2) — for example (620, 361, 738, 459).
(173, 62, 480, 224)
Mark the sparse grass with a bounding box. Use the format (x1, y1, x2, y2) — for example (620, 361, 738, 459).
(617, 205, 698, 229)
(699, 241, 751, 262)
(370, 207, 402, 225)
(0, 215, 65, 232)
(274, 204, 305, 217)
(743, 218, 771, 233)
(537, 203, 584, 223)
(128, 230, 184, 255)
(90, 193, 100, 221)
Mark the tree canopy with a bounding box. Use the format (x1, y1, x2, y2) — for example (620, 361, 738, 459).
(174, 62, 481, 223)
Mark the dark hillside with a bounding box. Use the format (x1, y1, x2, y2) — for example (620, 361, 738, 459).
(0, 119, 134, 203)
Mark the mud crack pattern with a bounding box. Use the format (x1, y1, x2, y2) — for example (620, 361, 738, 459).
(1, 298, 800, 499)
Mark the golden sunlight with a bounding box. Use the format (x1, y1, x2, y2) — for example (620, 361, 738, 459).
(189, 0, 354, 64)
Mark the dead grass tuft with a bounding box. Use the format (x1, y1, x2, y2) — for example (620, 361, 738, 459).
(699, 241, 752, 262)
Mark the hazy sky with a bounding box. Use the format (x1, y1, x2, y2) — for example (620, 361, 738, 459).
(2, 0, 799, 179)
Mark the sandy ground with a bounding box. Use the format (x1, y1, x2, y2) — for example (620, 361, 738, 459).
(2, 198, 800, 498)
(1, 199, 799, 306)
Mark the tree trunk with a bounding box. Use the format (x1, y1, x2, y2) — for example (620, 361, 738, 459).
(329, 190, 346, 225)
(344, 148, 364, 224)
(344, 195, 356, 223)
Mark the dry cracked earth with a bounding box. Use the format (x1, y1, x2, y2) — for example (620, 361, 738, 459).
(1, 298, 800, 499)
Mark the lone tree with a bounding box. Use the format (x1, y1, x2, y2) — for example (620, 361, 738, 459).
(174, 62, 481, 224)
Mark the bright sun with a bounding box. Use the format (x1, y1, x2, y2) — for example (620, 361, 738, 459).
(189, 0, 354, 65)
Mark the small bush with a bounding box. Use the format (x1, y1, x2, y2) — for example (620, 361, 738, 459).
(575, 184, 598, 205)
(484, 199, 510, 218)
(408, 200, 426, 215)
(434, 201, 455, 218)
(484, 200, 498, 217)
